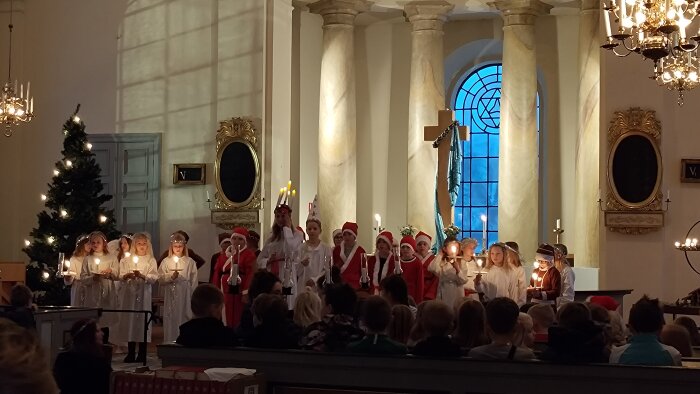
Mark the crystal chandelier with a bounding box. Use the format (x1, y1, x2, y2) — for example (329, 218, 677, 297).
(601, 0, 700, 105)
(0, 0, 33, 137)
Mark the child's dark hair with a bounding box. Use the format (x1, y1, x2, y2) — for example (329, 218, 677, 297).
(248, 270, 281, 301)
(361, 296, 391, 333)
(629, 295, 664, 334)
(380, 274, 409, 306)
(324, 283, 357, 316)
(191, 284, 224, 317)
(485, 297, 519, 335)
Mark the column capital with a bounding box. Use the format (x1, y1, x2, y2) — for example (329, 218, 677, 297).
(580, 0, 599, 13)
(491, 0, 552, 26)
(404, 1, 454, 32)
(308, 0, 370, 26)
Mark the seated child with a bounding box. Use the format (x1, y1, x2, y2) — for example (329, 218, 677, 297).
(468, 297, 535, 361)
(176, 284, 238, 347)
(412, 300, 461, 357)
(527, 303, 555, 344)
(246, 294, 301, 349)
(348, 296, 407, 355)
(610, 295, 681, 366)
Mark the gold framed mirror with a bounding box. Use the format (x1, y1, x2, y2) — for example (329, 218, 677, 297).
(213, 118, 262, 211)
(604, 108, 664, 234)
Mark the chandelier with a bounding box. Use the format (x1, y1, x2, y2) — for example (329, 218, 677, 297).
(601, 0, 700, 105)
(0, 0, 33, 137)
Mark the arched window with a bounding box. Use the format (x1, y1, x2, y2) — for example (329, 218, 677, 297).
(453, 63, 539, 251)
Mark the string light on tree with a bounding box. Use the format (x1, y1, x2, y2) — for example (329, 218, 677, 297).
(99, 214, 107, 223)
(40, 194, 47, 201)
(85, 142, 92, 150)
(72, 115, 80, 123)
(41, 271, 50, 281)
(24, 239, 30, 247)
(47, 236, 55, 244)
(53, 169, 60, 176)
(65, 160, 72, 168)
(60, 209, 68, 218)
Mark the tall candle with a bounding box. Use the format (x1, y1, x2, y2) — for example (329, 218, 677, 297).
(531, 273, 538, 288)
(604, 8, 612, 37)
(206, 190, 210, 201)
(173, 255, 179, 270)
(556, 218, 561, 229)
(481, 214, 488, 250)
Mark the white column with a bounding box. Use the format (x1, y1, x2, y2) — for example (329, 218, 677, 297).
(574, 0, 600, 267)
(404, 1, 454, 238)
(495, 0, 551, 261)
(310, 0, 368, 238)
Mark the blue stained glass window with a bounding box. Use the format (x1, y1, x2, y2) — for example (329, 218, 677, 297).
(453, 63, 539, 252)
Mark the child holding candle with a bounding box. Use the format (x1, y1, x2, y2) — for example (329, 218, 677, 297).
(80, 231, 119, 343)
(213, 227, 257, 327)
(257, 193, 304, 282)
(504, 241, 528, 307)
(527, 243, 562, 305)
(428, 233, 470, 310)
(65, 234, 91, 307)
(159, 233, 198, 343)
(415, 231, 438, 301)
(460, 238, 481, 302)
(115, 232, 158, 363)
(296, 196, 333, 290)
(474, 243, 520, 304)
(554, 243, 575, 307)
(332, 222, 367, 290)
(369, 231, 397, 292)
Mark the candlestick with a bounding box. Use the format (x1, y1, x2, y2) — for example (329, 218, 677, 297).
(556, 219, 561, 229)
(481, 214, 488, 252)
(56, 252, 65, 278)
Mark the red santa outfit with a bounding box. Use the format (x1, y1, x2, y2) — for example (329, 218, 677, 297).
(416, 231, 438, 301)
(369, 231, 397, 291)
(332, 222, 366, 290)
(212, 227, 257, 327)
(398, 235, 425, 304)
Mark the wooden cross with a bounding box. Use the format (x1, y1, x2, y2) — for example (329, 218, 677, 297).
(424, 109, 469, 230)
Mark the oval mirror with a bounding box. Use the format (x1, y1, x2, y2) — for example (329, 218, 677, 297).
(609, 132, 661, 207)
(218, 140, 259, 206)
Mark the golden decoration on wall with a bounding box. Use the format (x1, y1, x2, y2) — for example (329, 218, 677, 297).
(601, 108, 669, 234)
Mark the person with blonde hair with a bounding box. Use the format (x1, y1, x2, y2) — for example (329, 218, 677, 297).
(388, 304, 414, 345)
(553, 243, 575, 307)
(452, 299, 489, 352)
(661, 323, 693, 357)
(294, 287, 323, 328)
(428, 237, 470, 309)
(460, 238, 481, 302)
(474, 243, 520, 303)
(64, 234, 91, 307)
(80, 231, 119, 343)
(115, 232, 158, 363)
(0, 319, 59, 394)
(504, 242, 527, 306)
(159, 232, 198, 343)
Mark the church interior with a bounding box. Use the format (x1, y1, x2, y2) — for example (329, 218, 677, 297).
(2, 0, 700, 391)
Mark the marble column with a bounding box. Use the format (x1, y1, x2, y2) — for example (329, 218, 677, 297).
(574, 0, 600, 267)
(495, 0, 551, 261)
(405, 1, 454, 238)
(310, 0, 368, 238)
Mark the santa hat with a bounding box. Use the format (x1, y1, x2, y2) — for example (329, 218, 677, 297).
(535, 243, 556, 263)
(376, 231, 394, 248)
(400, 235, 417, 252)
(415, 231, 431, 246)
(306, 195, 321, 224)
(342, 222, 358, 238)
(231, 227, 249, 241)
(587, 296, 620, 311)
(332, 229, 342, 238)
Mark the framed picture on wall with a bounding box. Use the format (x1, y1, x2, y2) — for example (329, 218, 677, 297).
(681, 159, 700, 183)
(173, 163, 206, 185)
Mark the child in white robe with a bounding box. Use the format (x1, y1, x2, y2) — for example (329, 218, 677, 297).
(115, 232, 158, 363)
(64, 235, 90, 307)
(159, 232, 198, 343)
(80, 231, 119, 342)
(296, 198, 332, 289)
(475, 243, 519, 303)
(460, 238, 482, 302)
(554, 243, 575, 307)
(428, 237, 470, 310)
(504, 241, 528, 307)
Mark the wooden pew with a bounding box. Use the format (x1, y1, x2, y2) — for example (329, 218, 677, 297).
(157, 344, 700, 394)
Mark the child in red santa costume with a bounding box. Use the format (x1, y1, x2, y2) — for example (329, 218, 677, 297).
(397, 235, 425, 304)
(369, 231, 397, 293)
(415, 231, 437, 301)
(212, 227, 257, 327)
(332, 222, 366, 290)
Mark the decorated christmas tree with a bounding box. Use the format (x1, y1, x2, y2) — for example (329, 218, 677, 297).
(22, 105, 119, 305)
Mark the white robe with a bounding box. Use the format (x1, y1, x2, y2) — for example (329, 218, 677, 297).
(511, 265, 528, 307)
(65, 255, 87, 307)
(463, 258, 481, 302)
(295, 241, 333, 289)
(428, 254, 470, 310)
(80, 252, 120, 327)
(159, 256, 198, 343)
(114, 255, 158, 343)
(557, 264, 576, 307)
(257, 227, 304, 308)
(475, 264, 519, 303)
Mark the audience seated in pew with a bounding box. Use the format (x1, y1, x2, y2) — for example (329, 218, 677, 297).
(0, 284, 37, 330)
(176, 284, 238, 347)
(0, 318, 58, 394)
(347, 296, 407, 355)
(246, 294, 301, 349)
(53, 318, 112, 394)
(660, 323, 693, 358)
(388, 304, 414, 345)
(527, 303, 554, 351)
(236, 270, 283, 340)
(610, 295, 682, 366)
(300, 283, 364, 352)
(674, 316, 700, 346)
(541, 302, 608, 363)
(293, 287, 323, 329)
(468, 297, 535, 361)
(412, 300, 462, 357)
(452, 299, 489, 355)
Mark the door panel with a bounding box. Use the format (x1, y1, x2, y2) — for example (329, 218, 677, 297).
(89, 134, 161, 253)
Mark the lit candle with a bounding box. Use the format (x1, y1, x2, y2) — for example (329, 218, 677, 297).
(531, 272, 539, 288)
(687, 238, 692, 246)
(620, 0, 626, 26)
(449, 244, 457, 257)
(95, 257, 101, 272)
(206, 190, 210, 201)
(374, 213, 381, 239)
(173, 255, 179, 270)
(533, 261, 539, 268)
(276, 188, 284, 206)
(481, 214, 488, 250)
(65, 260, 71, 269)
(556, 218, 561, 229)
(666, 189, 671, 200)
(675, 241, 681, 248)
(125, 252, 131, 258)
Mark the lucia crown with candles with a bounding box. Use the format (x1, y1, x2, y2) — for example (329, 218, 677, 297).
(307, 194, 321, 224)
(275, 180, 296, 213)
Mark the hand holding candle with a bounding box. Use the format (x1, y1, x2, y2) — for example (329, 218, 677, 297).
(531, 272, 539, 288)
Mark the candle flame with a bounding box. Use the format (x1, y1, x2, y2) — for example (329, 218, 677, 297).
(133, 256, 139, 263)
(481, 214, 487, 221)
(531, 273, 538, 281)
(173, 256, 179, 263)
(533, 261, 539, 268)
(95, 258, 101, 265)
(125, 252, 131, 258)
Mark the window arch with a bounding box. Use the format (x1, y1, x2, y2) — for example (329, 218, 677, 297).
(453, 63, 540, 251)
